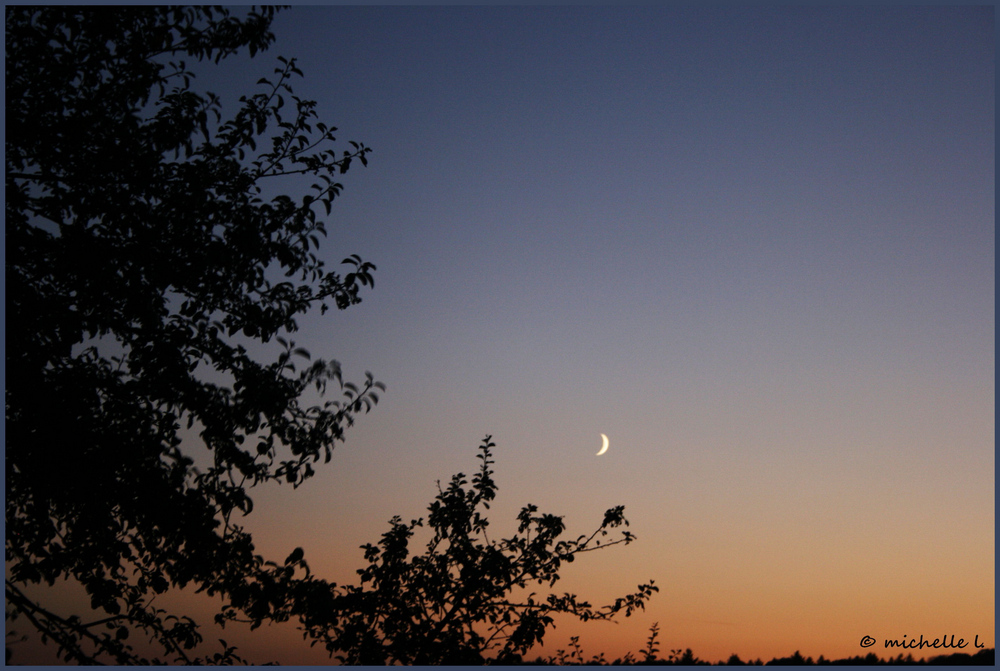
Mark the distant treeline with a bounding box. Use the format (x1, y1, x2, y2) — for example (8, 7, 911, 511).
(523, 647, 995, 665)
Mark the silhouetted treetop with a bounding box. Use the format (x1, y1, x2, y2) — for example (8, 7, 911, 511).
(6, 5, 379, 663)
(6, 8, 658, 666)
(247, 437, 658, 665)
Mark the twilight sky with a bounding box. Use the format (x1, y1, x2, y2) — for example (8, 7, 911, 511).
(225, 5, 995, 664)
(19, 4, 994, 665)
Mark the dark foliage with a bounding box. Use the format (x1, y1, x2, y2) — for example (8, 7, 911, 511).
(530, 628, 994, 666)
(221, 437, 658, 664)
(6, 7, 661, 665)
(6, 6, 380, 663)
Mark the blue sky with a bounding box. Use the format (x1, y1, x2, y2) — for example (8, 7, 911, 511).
(201, 6, 996, 662)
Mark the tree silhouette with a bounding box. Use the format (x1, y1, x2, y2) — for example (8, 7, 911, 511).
(6, 6, 380, 663)
(238, 437, 658, 664)
(6, 6, 658, 665)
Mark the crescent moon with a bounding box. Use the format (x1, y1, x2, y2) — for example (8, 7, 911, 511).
(596, 433, 609, 456)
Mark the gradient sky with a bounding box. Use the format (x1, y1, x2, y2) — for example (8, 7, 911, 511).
(15, 4, 995, 665)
